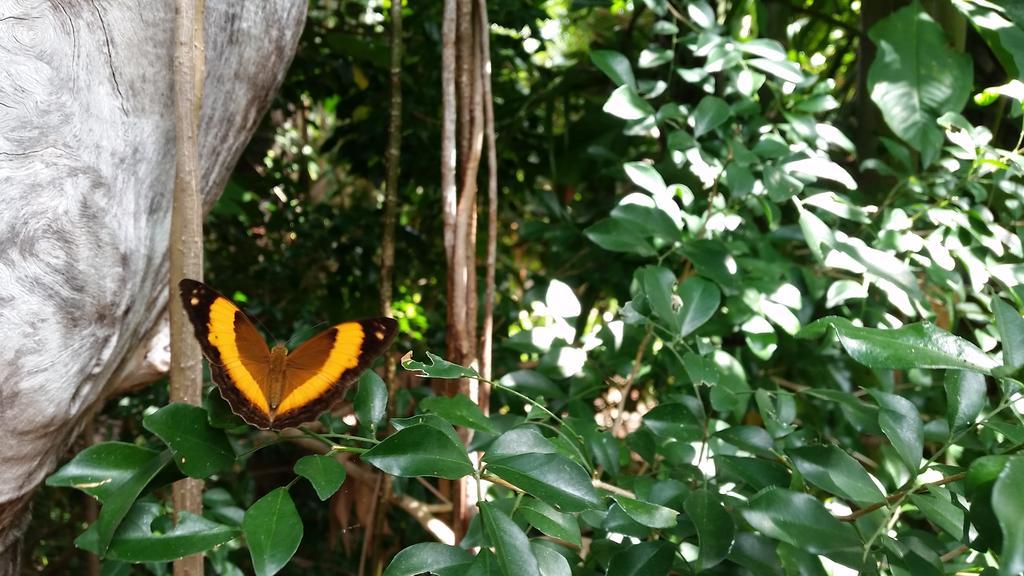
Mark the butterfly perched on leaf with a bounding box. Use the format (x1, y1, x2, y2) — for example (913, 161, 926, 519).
(178, 279, 397, 430)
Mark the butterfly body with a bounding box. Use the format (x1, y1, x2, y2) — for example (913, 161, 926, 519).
(179, 279, 397, 430)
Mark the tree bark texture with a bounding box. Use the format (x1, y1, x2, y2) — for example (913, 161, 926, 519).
(440, 0, 459, 396)
(478, 0, 497, 390)
(0, 1, 306, 570)
(170, 0, 207, 573)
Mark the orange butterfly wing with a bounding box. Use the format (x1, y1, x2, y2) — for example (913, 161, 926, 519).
(179, 279, 398, 430)
(179, 279, 274, 429)
(272, 318, 397, 429)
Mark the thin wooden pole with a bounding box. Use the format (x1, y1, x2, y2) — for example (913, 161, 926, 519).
(478, 0, 497, 391)
(170, 0, 205, 574)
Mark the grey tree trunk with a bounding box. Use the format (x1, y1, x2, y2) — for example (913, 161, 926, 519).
(0, 1, 307, 570)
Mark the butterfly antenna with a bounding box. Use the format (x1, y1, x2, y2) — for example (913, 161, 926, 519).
(248, 312, 280, 347)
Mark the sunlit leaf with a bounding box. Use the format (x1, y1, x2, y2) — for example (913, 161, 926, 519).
(800, 317, 998, 374)
(868, 3, 972, 166)
(591, 49, 636, 89)
(603, 85, 655, 120)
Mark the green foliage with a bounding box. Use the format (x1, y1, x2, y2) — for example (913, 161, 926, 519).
(32, 0, 1024, 575)
(293, 455, 346, 501)
(243, 488, 303, 576)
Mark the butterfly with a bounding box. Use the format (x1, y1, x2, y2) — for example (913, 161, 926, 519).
(178, 279, 397, 430)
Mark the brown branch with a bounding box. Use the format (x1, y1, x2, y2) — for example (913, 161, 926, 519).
(940, 544, 969, 563)
(170, 0, 205, 573)
(380, 0, 403, 386)
(478, 0, 497, 393)
(611, 325, 654, 435)
(357, 472, 383, 576)
(838, 472, 966, 522)
(441, 0, 459, 389)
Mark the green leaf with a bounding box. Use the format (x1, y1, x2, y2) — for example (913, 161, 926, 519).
(499, 370, 565, 400)
(799, 317, 998, 374)
(95, 501, 239, 562)
(47, 443, 173, 556)
(243, 488, 303, 576)
(868, 2, 972, 166)
(143, 403, 235, 479)
(683, 351, 719, 387)
(692, 96, 731, 138)
(402, 351, 480, 379)
(612, 495, 678, 528)
(746, 58, 804, 83)
(740, 488, 861, 555)
(967, 455, 1009, 551)
(710, 351, 752, 420)
(680, 240, 739, 288)
(784, 158, 856, 191)
(944, 369, 986, 434)
(832, 235, 923, 307)
(591, 49, 635, 89)
(794, 198, 834, 261)
(294, 455, 346, 501)
(728, 533, 784, 576)
(516, 498, 581, 547)
(679, 277, 721, 337)
(205, 386, 246, 430)
(787, 446, 883, 506)
(610, 194, 683, 243)
(421, 394, 498, 433)
(485, 427, 558, 459)
(480, 502, 541, 576)
(716, 453, 786, 487)
(355, 370, 388, 436)
(606, 541, 674, 576)
(623, 162, 667, 195)
(363, 424, 473, 479)
(638, 47, 673, 69)
(687, 1, 715, 28)
(640, 265, 680, 333)
(392, 413, 463, 445)
(684, 489, 734, 571)
(715, 426, 775, 458)
(764, 166, 803, 203)
(993, 456, 1024, 575)
(603, 85, 655, 120)
(383, 543, 474, 576)
(993, 298, 1024, 372)
(485, 453, 601, 512)
(868, 389, 924, 474)
(642, 402, 702, 442)
(585, 218, 657, 256)
(530, 542, 571, 576)
(908, 488, 964, 539)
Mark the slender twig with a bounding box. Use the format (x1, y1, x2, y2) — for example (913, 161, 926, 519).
(478, 0, 498, 392)
(838, 472, 965, 522)
(940, 544, 969, 563)
(611, 325, 654, 434)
